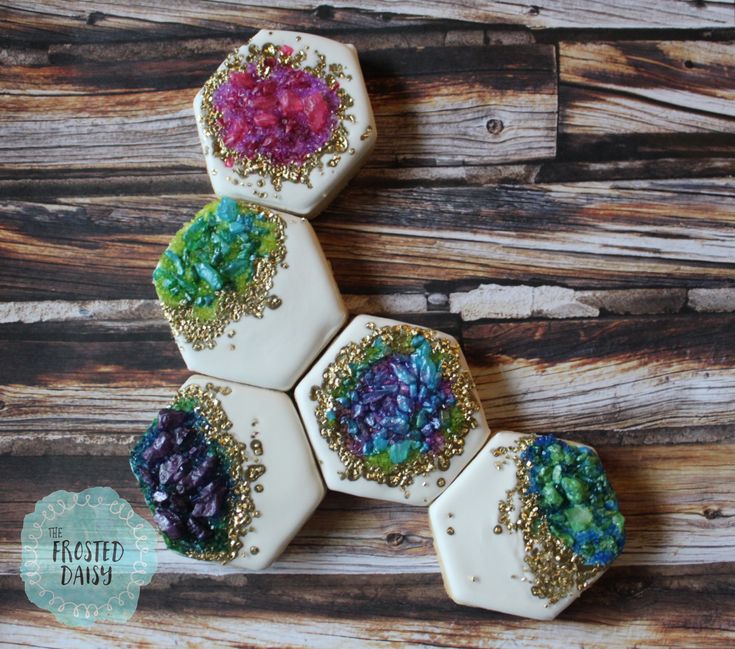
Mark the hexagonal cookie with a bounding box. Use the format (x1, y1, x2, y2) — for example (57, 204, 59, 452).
(294, 315, 491, 506)
(194, 29, 376, 218)
(429, 431, 625, 620)
(130, 375, 325, 570)
(153, 197, 346, 390)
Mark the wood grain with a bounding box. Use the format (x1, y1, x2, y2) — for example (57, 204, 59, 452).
(0, 442, 733, 577)
(2, 178, 735, 303)
(2, 0, 733, 45)
(0, 44, 557, 175)
(559, 40, 735, 162)
(1, 314, 732, 453)
(2, 3, 735, 647)
(2, 565, 734, 648)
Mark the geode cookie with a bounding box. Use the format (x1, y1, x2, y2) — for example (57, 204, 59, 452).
(429, 431, 625, 619)
(153, 197, 346, 390)
(130, 376, 325, 569)
(294, 315, 491, 505)
(194, 29, 376, 218)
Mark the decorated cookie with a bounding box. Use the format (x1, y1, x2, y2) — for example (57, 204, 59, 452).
(294, 315, 491, 505)
(194, 29, 376, 218)
(429, 431, 625, 620)
(153, 197, 346, 390)
(130, 376, 325, 569)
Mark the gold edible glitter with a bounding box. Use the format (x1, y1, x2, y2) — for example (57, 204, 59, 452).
(494, 438, 602, 604)
(172, 384, 265, 563)
(199, 43, 355, 191)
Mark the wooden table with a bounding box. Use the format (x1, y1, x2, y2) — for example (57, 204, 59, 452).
(1, 2, 734, 647)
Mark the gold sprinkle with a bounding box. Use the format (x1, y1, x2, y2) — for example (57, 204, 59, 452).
(448, 512, 454, 518)
(250, 440, 264, 456)
(165, 384, 260, 564)
(250, 546, 259, 555)
(470, 576, 479, 583)
(255, 484, 264, 493)
(446, 527, 455, 536)
(228, 344, 236, 351)
(267, 295, 282, 310)
(437, 478, 446, 488)
(493, 525, 503, 535)
(360, 125, 373, 141)
(246, 464, 266, 481)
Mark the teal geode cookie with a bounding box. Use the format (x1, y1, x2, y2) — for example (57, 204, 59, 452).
(153, 197, 286, 350)
(494, 434, 625, 604)
(428, 431, 625, 620)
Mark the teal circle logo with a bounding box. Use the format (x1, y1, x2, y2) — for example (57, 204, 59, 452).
(20, 486, 158, 627)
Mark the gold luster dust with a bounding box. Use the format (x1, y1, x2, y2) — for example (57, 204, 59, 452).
(494, 438, 603, 604)
(312, 324, 480, 489)
(172, 384, 265, 563)
(161, 206, 286, 351)
(200, 43, 355, 191)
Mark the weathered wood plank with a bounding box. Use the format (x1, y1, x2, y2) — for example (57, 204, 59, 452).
(559, 41, 735, 161)
(0, 444, 732, 577)
(2, 565, 735, 648)
(2, 180, 735, 301)
(0, 44, 557, 174)
(1, 313, 733, 454)
(561, 41, 735, 118)
(2, 0, 733, 46)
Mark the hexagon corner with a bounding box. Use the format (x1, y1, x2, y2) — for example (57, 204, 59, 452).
(130, 375, 326, 570)
(294, 314, 491, 506)
(193, 29, 376, 219)
(153, 197, 347, 390)
(429, 431, 625, 620)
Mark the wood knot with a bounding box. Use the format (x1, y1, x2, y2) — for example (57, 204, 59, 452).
(486, 119, 504, 135)
(703, 507, 724, 520)
(314, 4, 334, 19)
(86, 11, 105, 25)
(385, 532, 405, 546)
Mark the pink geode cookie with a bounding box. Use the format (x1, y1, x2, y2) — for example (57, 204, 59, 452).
(194, 30, 376, 219)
